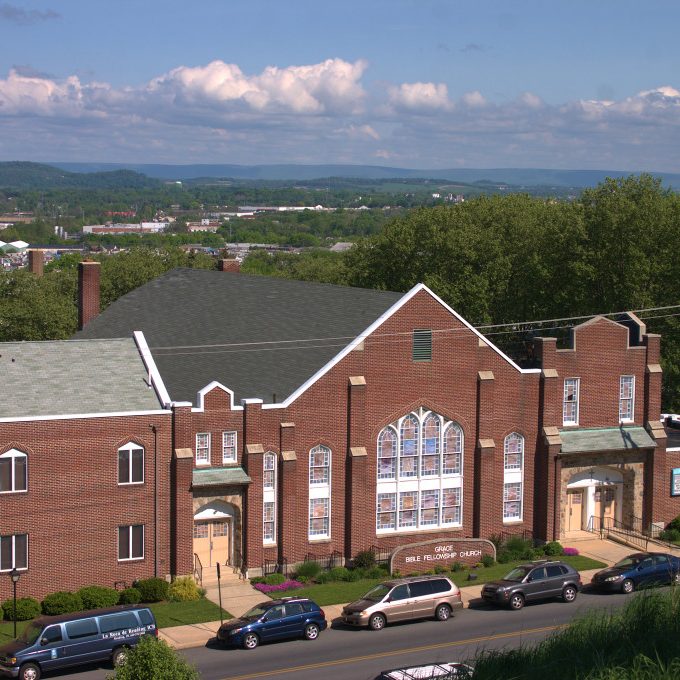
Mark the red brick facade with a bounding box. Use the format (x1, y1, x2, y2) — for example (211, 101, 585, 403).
(3, 285, 679, 597)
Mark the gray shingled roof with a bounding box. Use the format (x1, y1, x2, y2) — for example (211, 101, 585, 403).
(76, 269, 403, 405)
(559, 427, 656, 454)
(0, 338, 163, 419)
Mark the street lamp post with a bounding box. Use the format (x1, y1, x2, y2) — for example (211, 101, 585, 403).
(9, 569, 20, 638)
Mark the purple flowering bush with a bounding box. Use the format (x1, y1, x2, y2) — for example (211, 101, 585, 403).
(562, 547, 579, 556)
(253, 580, 304, 594)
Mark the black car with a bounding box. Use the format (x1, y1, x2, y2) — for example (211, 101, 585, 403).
(591, 552, 680, 593)
(481, 560, 582, 610)
(217, 597, 327, 650)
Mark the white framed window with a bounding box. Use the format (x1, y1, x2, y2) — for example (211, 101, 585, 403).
(263, 452, 277, 545)
(377, 427, 397, 480)
(0, 449, 27, 493)
(504, 433, 523, 471)
(400, 415, 419, 478)
(563, 378, 580, 425)
(376, 493, 396, 530)
(222, 431, 237, 464)
(263, 453, 276, 490)
(503, 432, 524, 522)
(117, 443, 144, 485)
(399, 491, 418, 528)
(309, 498, 329, 538)
(309, 445, 330, 485)
(263, 501, 275, 544)
(308, 445, 331, 540)
(118, 525, 144, 561)
(377, 409, 464, 534)
(420, 489, 440, 526)
(503, 482, 523, 521)
(442, 487, 461, 525)
(443, 424, 462, 474)
(619, 376, 635, 423)
(195, 433, 210, 466)
(0, 534, 28, 571)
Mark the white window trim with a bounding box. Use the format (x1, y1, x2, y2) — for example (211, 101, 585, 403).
(222, 431, 237, 464)
(376, 409, 464, 534)
(117, 443, 144, 486)
(118, 525, 144, 562)
(0, 534, 28, 572)
(0, 449, 27, 494)
(263, 451, 277, 545)
(309, 445, 331, 540)
(563, 378, 580, 426)
(195, 433, 211, 466)
(619, 375, 635, 423)
(503, 433, 524, 522)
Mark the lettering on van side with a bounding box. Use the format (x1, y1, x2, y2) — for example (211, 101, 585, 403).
(102, 625, 155, 640)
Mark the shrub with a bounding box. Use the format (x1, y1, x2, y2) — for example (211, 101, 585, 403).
(295, 575, 309, 584)
(543, 541, 564, 556)
(263, 573, 286, 586)
(169, 576, 200, 602)
(365, 566, 386, 579)
(249, 576, 265, 585)
(346, 569, 363, 581)
(481, 554, 495, 568)
(391, 570, 402, 578)
(110, 634, 199, 680)
(434, 565, 447, 574)
(488, 533, 504, 550)
(504, 536, 533, 559)
(119, 588, 142, 605)
(136, 578, 170, 603)
(328, 566, 351, 581)
(2, 597, 40, 621)
(78, 586, 120, 610)
(562, 547, 580, 556)
(665, 514, 680, 533)
(451, 561, 464, 572)
(660, 528, 680, 543)
(42, 591, 83, 616)
(315, 572, 334, 584)
(353, 550, 377, 570)
(295, 561, 321, 580)
(497, 551, 511, 564)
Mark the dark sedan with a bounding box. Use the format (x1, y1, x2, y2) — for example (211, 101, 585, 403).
(217, 597, 327, 649)
(591, 552, 680, 593)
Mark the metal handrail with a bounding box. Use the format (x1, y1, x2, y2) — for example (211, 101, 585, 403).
(193, 553, 203, 587)
(589, 515, 648, 551)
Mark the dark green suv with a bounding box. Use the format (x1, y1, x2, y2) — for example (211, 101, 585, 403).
(481, 560, 582, 610)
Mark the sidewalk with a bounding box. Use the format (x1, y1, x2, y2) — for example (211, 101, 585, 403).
(159, 537, 627, 650)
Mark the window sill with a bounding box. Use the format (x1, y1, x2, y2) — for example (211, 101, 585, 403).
(502, 520, 524, 525)
(117, 482, 145, 487)
(0, 489, 28, 495)
(118, 557, 145, 563)
(376, 527, 464, 538)
(308, 538, 331, 543)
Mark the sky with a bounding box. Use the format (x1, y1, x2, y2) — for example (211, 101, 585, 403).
(1, 0, 679, 171)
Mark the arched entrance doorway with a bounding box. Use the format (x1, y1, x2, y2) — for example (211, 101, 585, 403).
(193, 500, 235, 568)
(566, 467, 623, 533)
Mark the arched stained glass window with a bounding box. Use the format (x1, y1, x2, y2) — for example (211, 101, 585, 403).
(400, 415, 419, 478)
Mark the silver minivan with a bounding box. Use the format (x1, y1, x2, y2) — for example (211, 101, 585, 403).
(341, 575, 463, 630)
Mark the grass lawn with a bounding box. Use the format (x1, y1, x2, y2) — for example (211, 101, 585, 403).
(0, 599, 231, 643)
(284, 555, 606, 606)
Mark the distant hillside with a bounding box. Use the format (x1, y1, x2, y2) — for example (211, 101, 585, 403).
(0, 162, 161, 189)
(49, 161, 680, 189)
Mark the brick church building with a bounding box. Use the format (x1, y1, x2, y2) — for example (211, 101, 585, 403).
(1, 257, 678, 599)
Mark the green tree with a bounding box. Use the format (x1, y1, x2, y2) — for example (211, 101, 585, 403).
(107, 635, 199, 680)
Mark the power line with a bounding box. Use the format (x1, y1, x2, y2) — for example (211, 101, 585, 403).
(148, 303, 680, 357)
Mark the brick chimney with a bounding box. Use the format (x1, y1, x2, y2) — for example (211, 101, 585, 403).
(78, 261, 101, 330)
(28, 250, 44, 277)
(218, 258, 240, 273)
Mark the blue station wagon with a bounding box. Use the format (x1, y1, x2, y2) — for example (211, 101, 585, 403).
(0, 606, 157, 680)
(591, 552, 680, 593)
(217, 597, 327, 650)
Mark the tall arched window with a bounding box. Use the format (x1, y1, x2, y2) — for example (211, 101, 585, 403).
(309, 445, 331, 539)
(503, 433, 524, 521)
(376, 409, 463, 533)
(0, 449, 27, 493)
(117, 443, 144, 485)
(263, 452, 277, 545)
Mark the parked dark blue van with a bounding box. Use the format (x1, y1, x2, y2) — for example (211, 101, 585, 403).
(0, 605, 157, 680)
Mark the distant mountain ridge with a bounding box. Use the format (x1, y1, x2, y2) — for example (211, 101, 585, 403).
(2, 160, 679, 190)
(48, 162, 680, 188)
(0, 162, 160, 189)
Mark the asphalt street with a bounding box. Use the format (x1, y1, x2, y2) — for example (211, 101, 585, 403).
(44, 587, 640, 680)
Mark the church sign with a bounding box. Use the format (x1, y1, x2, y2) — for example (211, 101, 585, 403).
(390, 538, 496, 575)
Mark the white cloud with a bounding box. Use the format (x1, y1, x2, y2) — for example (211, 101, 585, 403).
(388, 82, 451, 111)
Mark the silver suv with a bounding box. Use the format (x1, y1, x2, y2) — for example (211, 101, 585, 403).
(481, 559, 582, 610)
(341, 575, 463, 630)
